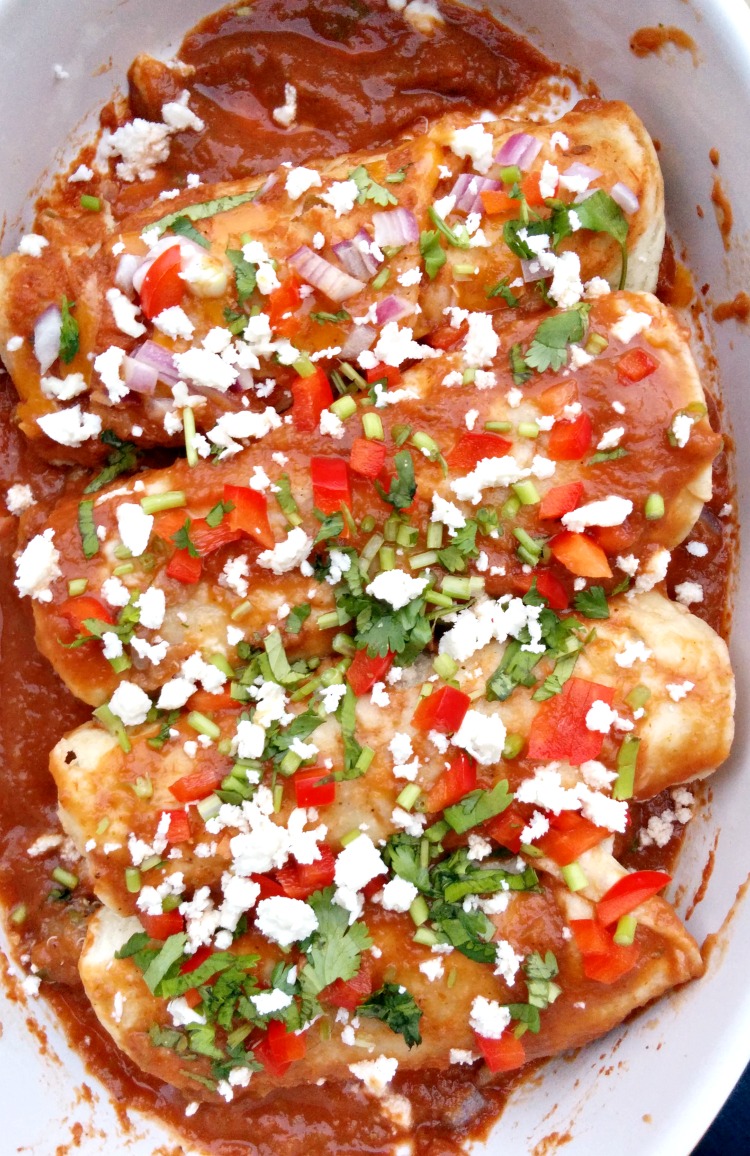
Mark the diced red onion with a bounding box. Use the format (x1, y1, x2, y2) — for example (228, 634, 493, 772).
(610, 181, 640, 214)
(340, 324, 376, 360)
(561, 162, 602, 186)
(371, 208, 419, 248)
(332, 236, 377, 282)
(123, 355, 158, 395)
(450, 173, 501, 215)
(521, 258, 549, 283)
(115, 253, 142, 295)
(495, 133, 542, 171)
(288, 245, 365, 303)
(131, 340, 181, 385)
(375, 295, 413, 325)
(33, 304, 62, 374)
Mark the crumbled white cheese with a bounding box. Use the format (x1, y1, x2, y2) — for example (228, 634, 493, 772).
(469, 995, 511, 1039)
(674, 580, 703, 607)
(431, 493, 467, 531)
(109, 681, 152, 726)
(614, 639, 652, 668)
(449, 124, 495, 175)
(272, 83, 297, 128)
(285, 166, 323, 200)
(14, 529, 61, 602)
(116, 502, 154, 558)
(106, 287, 146, 338)
(366, 569, 428, 610)
(37, 406, 102, 447)
(6, 484, 35, 515)
(610, 310, 652, 344)
(452, 709, 506, 765)
(153, 305, 195, 340)
(379, 876, 419, 913)
(257, 528, 313, 575)
(255, 896, 319, 945)
(561, 495, 633, 534)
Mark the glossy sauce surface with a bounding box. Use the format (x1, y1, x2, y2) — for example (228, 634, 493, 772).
(0, 1, 734, 1153)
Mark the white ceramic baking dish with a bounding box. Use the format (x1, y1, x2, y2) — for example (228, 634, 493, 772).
(0, 1, 747, 1152)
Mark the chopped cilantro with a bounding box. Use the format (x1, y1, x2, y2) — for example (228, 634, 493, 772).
(77, 499, 99, 560)
(314, 509, 345, 544)
(374, 449, 416, 510)
(386, 166, 409, 184)
(427, 205, 470, 250)
(419, 229, 446, 280)
(59, 296, 79, 364)
(152, 190, 258, 237)
(524, 304, 591, 375)
(311, 309, 351, 325)
(299, 887, 372, 996)
(223, 307, 248, 336)
(486, 277, 519, 307)
(226, 249, 257, 304)
(205, 499, 235, 528)
(349, 165, 398, 207)
(359, 983, 423, 1048)
(83, 430, 140, 495)
(170, 215, 210, 249)
(286, 603, 311, 635)
(565, 190, 629, 288)
(172, 518, 200, 558)
(443, 781, 513, 835)
(573, 585, 610, 619)
(509, 342, 532, 385)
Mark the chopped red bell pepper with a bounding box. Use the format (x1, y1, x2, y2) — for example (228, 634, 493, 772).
(179, 944, 214, 975)
(426, 319, 468, 351)
(513, 570, 569, 611)
(484, 802, 532, 853)
(446, 431, 512, 472)
(549, 531, 613, 579)
(250, 874, 287, 901)
(293, 768, 336, 808)
(275, 843, 336, 900)
(186, 689, 240, 713)
(61, 595, 115, 637)
(527, 677, 615, 765)
(547, 412, 593, 461)
(536, 811, 609, 866)
(617, 348, 659, 383)
(164, 808, 192, 845)
(589, 521, 639, 555)
(291, 366, 334, 431)
(183, 988, 203, 1009)
(223, 483, 275, 548)
(323, 956, 373, 1010)
(169, 764, 226, 803)
(267, 275, 303, 337)
(189, 517, 244, 557)
(569, 919, 640, 984)
(538, 380, 578, 414)
(349, 437, 388, 480)
(365, 363, 402, 389)
(412, 685, 471, 734)
(311, 456, 351, 515)
(539, 482, 585, 521)
(255, 1018, 307, 1076)
(425, 751, 477, 812)
(346, 648, 394, 696)
(140, 909, 185, 940)
(596, 870, 672, 927)
(474, 1029, 527, 1072)
(166, 547, 203, 584)
(139, 245, 184, 320)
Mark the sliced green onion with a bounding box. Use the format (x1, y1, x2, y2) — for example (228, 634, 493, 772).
(441, 575, 472, 599)
(113, 544, 132, 560)
(512, 479, 540, 506)
(485, 420, 513, 433)
(161, 894, 182, 913)
(433, 653, 458, 681)
(644, 492, 665, 521)
(396, 783, 422, 811)
(585, 332, 609, 356)
(332, 632, 355, 657)
(383, 515, 400, 542)
(273, 783, 284, 813)
(453, 263, 476, 277)
(95, 817, 109, 835)
(186, 711, 221, 741)
(340, 829, 362, 847)
(396, 523, 419, 548)
(412, 431, 442, 459)
(93, 704, 131, 754)
(502, 733, 524, 760)
(340, 501, 358, 536)
(279, 750, 302, 777)
(140, 491, 187, 515)
(360, 515, 376, 534)
(502, 495, 521, 519)
(132, 775, 153, 800)
(447, 967, 457, 989)
(424, 589, 454, 608)
(462, 367, 476, 385)
(520, 842, 544, 858)
(409, 550, 438, 570)
(140, 854, 162, 873)
(316, 610, 341, 631)
(379, 545, 396, 571)
(372, 267, 390, 290)
(413, 927, 439, 947)
(196, 795, 222, 822)
(426, 522, 444, 550)
(208, 653, 235, 679)
(293, 355, 316, 378)
(67, 577, 88, 597)
(362, 412, 384, 440)
(354, 747, 375, 774)
(10, 903, 27, 925)
(409, 896, 430, 927)
(181, 405, 198, 468)
(230, 600, 252, 620)
(331, 395, 357, 421)
(124, 867, 141, 894)
(625, 685, 651, 710)
(52, 867, 78, 890)
(560, 862, 588, 892)
(360, 533, 384, 565)
(113, 562, 134, 577)
(513, 527, 544, 563)
(392, 423, 412, 447)
(80, 194, 101, 212)
(500, 165, 522, 185)
(613, 913, 637, 946)
(613, 735, 640, 800)
(517, 421, 539, 439)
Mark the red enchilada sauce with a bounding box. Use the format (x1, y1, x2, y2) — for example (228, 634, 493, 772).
(0, 1, 734, 1153)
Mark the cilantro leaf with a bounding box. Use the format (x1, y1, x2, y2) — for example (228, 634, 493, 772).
(152, 190, 259, 236)
(443, 781, 513, 835)
(503, 218, 552, 261)
(382, 833, 433, 892)
(510, 342, 532, 385)
(84, 430, 139, 495)
(386, 166, 409, 184)
(170, 215, 211, 249)
(428, 900, 497, 964)
(286, 603, 311, 635)
(359, 983, 423, 1048)
(524, 305, 591, 375)
(420, 230, 446, 280)
(299, 887, 373, 996)
(205, 499, 235, 528)
(311, 309, 350, 325)
(314, 509, 345, 544)
(141, 932, 188, 994)
(573, 585, 610, 619)
(428, 205, 470, 250)
(571, 190, 629, 288)
(374, 450, 416, 510)
(172, 518, 199, 557)
(226, 248, 257, 304)
(77, 499, 99, 560)
(59, 296, 80, 364)
(349, 165, 397, 207)
(486, 640, 542, 701)
(486, 277, 519, 306)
